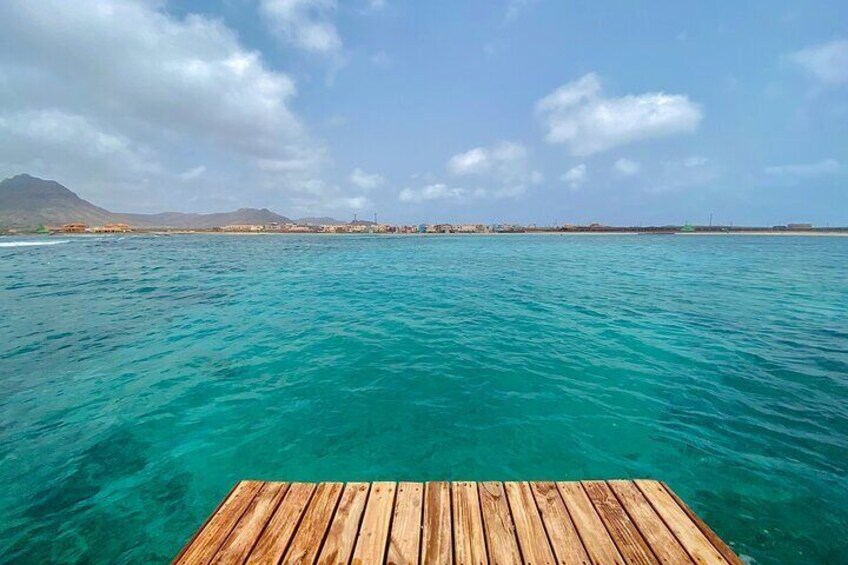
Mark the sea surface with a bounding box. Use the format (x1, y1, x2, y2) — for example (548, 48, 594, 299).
(0, 234, 846, 564)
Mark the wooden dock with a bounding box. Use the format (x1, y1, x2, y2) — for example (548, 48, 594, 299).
(174, 480, 742, 564)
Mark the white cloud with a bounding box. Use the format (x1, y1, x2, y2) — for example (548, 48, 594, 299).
(0, 108, 170, 210)
(325, 195, 369, 210)
(614, 158, 640, 176)
(536, 73, 703, 156)
(448, 147, 492, 175)
(489, 142, 528, 177)
(0, 109, 159, 176)
(448, 141, 528, 178)
(764, 159, 840, 176)
(0, 1, 306, 161)
(278, 174, 371, 216)
(260, 0, 342, 55)
(447, 141, 535, 198)
(349, 167, 385, 189)
(179, 165, 207, 182)
(0, 0, 364, 213)
(560, 164, 587, 189)
(399, 183, 466, 203)
(790, 39, 848, 85)
(402, 148, 542, 203)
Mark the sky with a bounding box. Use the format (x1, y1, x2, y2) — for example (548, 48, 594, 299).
(0, 0, 846, 225)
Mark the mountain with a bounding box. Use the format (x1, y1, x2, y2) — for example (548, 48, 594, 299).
(120, 208, 290, 228)
(0, 174, 291, 229)
(0, 174, 117, 228)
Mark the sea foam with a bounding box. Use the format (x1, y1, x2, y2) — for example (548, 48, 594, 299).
(0, 240, 70, 248)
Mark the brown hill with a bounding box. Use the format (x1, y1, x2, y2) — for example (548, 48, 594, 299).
(0, 174, 116, 228)
(0, 174, 296, 229)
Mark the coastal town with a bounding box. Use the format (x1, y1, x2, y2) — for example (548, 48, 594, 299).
(3, 220, 836, 236)
(2, 174, 840, 236)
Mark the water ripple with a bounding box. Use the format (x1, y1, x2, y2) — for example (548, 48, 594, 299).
(0, 234, 846, 563)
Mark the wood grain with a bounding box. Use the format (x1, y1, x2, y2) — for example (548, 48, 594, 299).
(317, 482, 370, 565)
(660, 483, 743, 565)
(478, 482, 522, 565)
(422, 481, 452, 565)
(175, 479, 740, 565)
(388, 482, 424, 565)
(557, 482, 624, 565)
(211, 482, 288, 565)
(176, 480, 264, 565)
(503, 482, 555, 565)
(530, 481, 590, 565)
(583, 481, 657, 565)
(635, 481, 726, 565)
(452, 482, 488, 565)
(284, 482, 344, 565)
(607, 480, 692, 565)
(352, 481, 397, 565)
(245, 482, 316, 565)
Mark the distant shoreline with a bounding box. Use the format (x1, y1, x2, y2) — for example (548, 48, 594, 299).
(3, 230, 848, 238)
(195, 230, 848, 237)
(670, 231, 848, 237)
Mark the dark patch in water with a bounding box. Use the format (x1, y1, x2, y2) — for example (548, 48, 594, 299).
(27, 428, 149, 519)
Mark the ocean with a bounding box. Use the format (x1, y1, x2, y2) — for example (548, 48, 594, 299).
(0, 234, 846, 563)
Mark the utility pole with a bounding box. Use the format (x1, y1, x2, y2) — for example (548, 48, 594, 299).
(709, 213, 713, 227)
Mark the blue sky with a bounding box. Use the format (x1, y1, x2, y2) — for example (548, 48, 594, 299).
(0, 1, 846, 224)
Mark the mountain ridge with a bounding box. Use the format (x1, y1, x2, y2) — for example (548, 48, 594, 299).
(0, 174, 344, 229)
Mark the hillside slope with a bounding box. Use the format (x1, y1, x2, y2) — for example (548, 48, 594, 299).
(0, 174, 296, 229)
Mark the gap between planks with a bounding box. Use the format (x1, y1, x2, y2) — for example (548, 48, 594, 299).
(174, 480, 741, 565)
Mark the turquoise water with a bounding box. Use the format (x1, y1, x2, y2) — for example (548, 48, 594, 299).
(0, 234, 846, 564)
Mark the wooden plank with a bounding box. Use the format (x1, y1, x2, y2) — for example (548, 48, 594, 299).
(387, 482, 424, 565)
(582, 481, 657, 565)
(179, 479, 740, 565)
(478, 482, 522, 565)
(317, 483, 370, 565)
(173, 482, 241, 564)
(283, 482, 344, 565)
(352, 481, 397, 564)
(607, 481, 691, 565)
(503, 481, 555, 565)
(451, 482, 488, 565)
(246, 482, 316, 565)
(421, 482, 452, 565)
(176, 480, 264, 565)
(529, 481, 590, 565)
(557, 482, 624, 565)
(211, 482, 289, 565)
(635, 481, 727, 565)
(660, 483, 743, 565)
